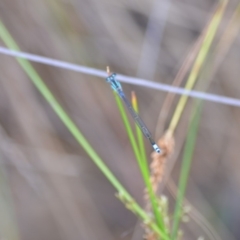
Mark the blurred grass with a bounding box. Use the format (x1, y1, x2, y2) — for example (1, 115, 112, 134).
(168, 0, 228, 135)
(167, 2, 240, 238)
(0, 19, 170, 240)
(171, 101, 203, 239)
(168, 1, 228, 240)
(0, 0, 239, 239)
(166, 1, 228, 239)
(0, 154, 20, 240)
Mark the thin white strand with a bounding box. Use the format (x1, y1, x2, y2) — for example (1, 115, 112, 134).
(0, 46, 239, 108)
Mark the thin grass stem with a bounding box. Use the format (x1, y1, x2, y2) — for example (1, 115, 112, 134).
(171, 101, 203, 239)
(114, 92, 167, 233)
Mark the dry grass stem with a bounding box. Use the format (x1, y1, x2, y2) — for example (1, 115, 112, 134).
(150, 130, 175, 194)
(143, 130, 174, 240)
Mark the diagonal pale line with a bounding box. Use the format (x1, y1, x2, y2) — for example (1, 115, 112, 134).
(0, 47, 240, 108)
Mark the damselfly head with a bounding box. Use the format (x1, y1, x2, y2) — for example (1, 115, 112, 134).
(106, 73, 122, 91)
(106, 73, 117, 83)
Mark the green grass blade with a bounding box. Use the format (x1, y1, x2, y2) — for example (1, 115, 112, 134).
(114, 92, 167, 233)
(131, 92, 169, 232)
(0, 20, 170, 240)
(131, 91, 147, 161)
(171, 101, 203, 239)
(114, 92, 142, 163)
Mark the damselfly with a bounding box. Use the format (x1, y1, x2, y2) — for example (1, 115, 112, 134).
(106, 69, 161, 153)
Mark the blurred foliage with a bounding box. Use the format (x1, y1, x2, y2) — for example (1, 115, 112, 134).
(0, 0, 240, 240)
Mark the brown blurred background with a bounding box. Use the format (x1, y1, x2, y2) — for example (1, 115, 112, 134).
(0, 0, 240, 239)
